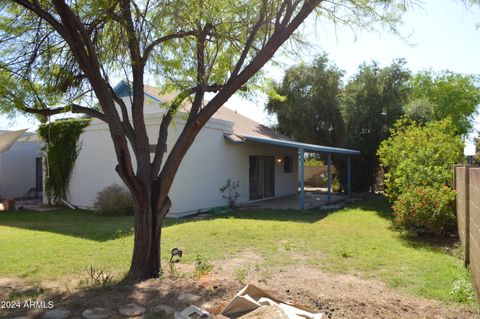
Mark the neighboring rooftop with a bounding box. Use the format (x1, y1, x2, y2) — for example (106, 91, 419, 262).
(0, 130, 37, 142)
(115, 81, 290, 141)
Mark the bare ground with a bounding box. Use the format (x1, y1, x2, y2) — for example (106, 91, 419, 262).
(1, 253, 479, 319)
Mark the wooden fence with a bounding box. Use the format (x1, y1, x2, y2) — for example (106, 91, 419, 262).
(454, 165, 480, 298)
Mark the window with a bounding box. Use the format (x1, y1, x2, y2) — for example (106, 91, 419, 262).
(283, 156, 292, 173)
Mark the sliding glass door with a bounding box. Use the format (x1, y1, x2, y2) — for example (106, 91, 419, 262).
(249, 156, 275, 200)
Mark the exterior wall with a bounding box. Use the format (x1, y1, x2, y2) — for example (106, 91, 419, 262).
(68, 114, 298, 216)
(0, 140, 41, 198)
(454, 165, 480, 301)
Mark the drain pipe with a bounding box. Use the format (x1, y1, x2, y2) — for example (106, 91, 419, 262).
(61, 198, 77, 210)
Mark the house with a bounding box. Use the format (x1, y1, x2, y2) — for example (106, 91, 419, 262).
(0, 130, 42, 199)
(66, 81, 359, 216)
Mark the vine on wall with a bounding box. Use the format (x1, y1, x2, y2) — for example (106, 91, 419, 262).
(38, 118, 90, 204)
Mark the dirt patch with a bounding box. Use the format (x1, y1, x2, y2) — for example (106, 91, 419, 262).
(1, 258, 479, 319)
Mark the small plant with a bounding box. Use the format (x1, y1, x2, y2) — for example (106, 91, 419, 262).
(234, 267, 248, 284)
(194, 255, 213, 277)
(449, 279, 476, 303)
(259, 269, 272, 284)
(219, 179, 240, 208)
(93, 184, 133, 216)
(79, 266, 116, 289)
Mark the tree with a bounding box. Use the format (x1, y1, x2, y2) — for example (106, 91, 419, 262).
(0, 0, 410, 280)
(377, 118, 463, 235)
(266, 54, 345, 146)
(409, 71, 480, 135)
(340, 59, 411, 192)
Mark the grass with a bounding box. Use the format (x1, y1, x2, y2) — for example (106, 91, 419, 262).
(0, 197, 474, 304)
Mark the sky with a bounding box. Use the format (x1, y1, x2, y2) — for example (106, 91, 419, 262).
(1, 0, 480, 131)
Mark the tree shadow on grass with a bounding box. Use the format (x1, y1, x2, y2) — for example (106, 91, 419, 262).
(211, 208, 332, 224)
(335, 195, 461, 254)
(0, 209, 134, 242)
(1, 274, 232, 319)
(0, 197, 388, 241)
(396, 231, 461, 253)
(343, 194, 394, 220)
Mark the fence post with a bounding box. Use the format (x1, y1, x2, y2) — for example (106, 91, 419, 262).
(464, 166, 470, 266)
(455, 164, 471, 267)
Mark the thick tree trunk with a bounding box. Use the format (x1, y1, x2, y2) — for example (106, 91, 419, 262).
(127, 191, 165, 280)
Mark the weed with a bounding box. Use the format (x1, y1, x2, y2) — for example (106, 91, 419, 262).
(258, 269, 272, 284)
(234, 267, 248, 284)
(194, 256, 213, 277)
(450, 279, 476, 303)
(79, 266, 116, 289)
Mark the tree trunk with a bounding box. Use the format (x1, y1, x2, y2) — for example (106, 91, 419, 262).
(127, 191, 164, 280)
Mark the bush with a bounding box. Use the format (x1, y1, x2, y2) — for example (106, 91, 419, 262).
(94, 184, 133, 216)
(378, 118, 463, 203)
(378, 118, 463, 236)
(305, 158, 324, 167)
(392, 186, 456, 236)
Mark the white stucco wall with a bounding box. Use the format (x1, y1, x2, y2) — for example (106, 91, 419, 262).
(68, 112, 298, 216)
(0, 140, 41, 198)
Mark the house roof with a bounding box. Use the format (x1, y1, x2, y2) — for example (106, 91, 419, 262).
(116, 81, 290, 140)
(0, 129, 28, 153)
(114, 81, 359, 154)
(238, 135, 360, 155)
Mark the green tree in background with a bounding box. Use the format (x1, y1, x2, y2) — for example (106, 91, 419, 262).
(340, 60, 411, 192)
(266, 54, 345, 146)
(409, 71, 480, 135)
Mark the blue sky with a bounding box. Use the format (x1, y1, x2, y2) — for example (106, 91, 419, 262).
(1, 0, 480, 131)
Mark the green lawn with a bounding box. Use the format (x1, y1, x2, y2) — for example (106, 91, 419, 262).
(0, 197, 474, 303)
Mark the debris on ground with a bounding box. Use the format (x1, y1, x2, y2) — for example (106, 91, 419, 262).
(220, 284, 323, 319)
(175, 305, 211, 318)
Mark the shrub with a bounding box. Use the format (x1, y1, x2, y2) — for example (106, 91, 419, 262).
(392, 186, 456, 236)
(305, 158, 324, 167)
(93, 184, 133, 216)
(219, 179, 240, 208)
(378, 118, 463, 236)
(378, 118, 463, 203)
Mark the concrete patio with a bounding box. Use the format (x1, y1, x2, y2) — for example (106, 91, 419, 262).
(241, 190, 347, 210)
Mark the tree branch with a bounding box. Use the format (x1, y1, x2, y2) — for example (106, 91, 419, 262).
(151, 83, 223, 178)
(231, 0, 268, 78)
(142, 31, 197, 64)
(22, 103, 106, 121)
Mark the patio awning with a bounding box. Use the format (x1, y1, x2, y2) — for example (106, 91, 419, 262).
(225, 133, 360, 210)
(225, 134, 360, 155)
(0, 129, 27, 153)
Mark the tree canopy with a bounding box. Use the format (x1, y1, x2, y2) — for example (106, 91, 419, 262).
(266, 54, 345, 146)
(409, 71, 480, 135)
(340, 59, 411, 191)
